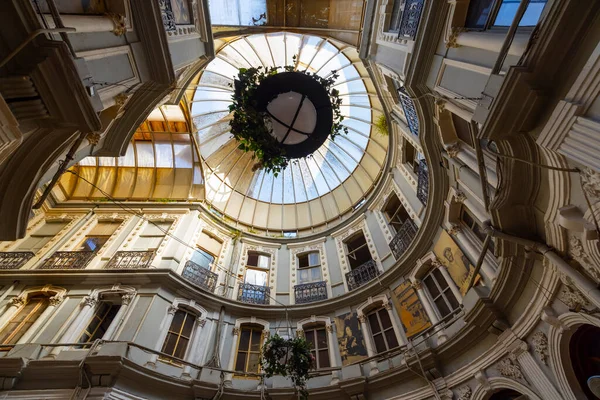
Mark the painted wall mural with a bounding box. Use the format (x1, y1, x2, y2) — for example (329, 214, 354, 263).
(391, 281, 431, 338)
(433, 230, 478, 295)
(335, 311, 368, 366)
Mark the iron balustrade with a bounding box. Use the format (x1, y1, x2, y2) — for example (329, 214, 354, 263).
(416, 159, 428, 205)
(346, 260, 380, 291)
(294, 281, 328, 304)
(389, 219, 418, 260)
(181, 260, 218, 292)
(39, 251, 95, 269)
(398, 0, 425, 40)
(398, 86, 419, 136)
(0, 252, 35, 269)
(237, 283, 270, 305)
(158, 0, 177, 32)
(105, 251, 156, 269)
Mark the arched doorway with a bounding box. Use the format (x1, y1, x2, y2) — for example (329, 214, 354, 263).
(570, 324, 600, 399)
(489, 389, 526, 400)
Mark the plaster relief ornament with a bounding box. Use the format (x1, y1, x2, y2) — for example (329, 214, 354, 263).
(456, 385, 472, 400)
(569, 236, 600, 282)
(581, 167, 600, 199)
(497, 356, 524, 381)
(558, 277, 590, 310)
(531, 331, 549, 365)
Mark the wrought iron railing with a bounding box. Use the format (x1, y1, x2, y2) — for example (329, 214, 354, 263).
(182, 260, 218, 292)
(294, 281, 328, 304)
(237, 283, 270, 305)
(389, 219, 418, 260)
(0, 252, 35, 269)
(398, 86, 419, 136)
(39, 251, 95, 270)
(398, 0, 425, 40)
(416, 159, 428, 205)
(105, 251, 156, 269)
(346, 260, 380, 291)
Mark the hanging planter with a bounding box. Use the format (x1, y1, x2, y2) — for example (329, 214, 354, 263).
(228, 58, 348, 175)
(260, 334, 314, 399)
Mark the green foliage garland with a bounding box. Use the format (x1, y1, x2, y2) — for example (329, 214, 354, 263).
(228, 58, 348, 175)
(260, 334, 314, 399)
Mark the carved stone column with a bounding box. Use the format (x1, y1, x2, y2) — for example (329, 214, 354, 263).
(383, 300, 407, 346)
(358, 313, 379, 376)
(325, 323, 340, 385)
(0, 297, 25, 330)
(49, 296, 98, 357)
(509, 340, 563, 400)
(435, 261, 463, 304)
(18, 295, 63, 344)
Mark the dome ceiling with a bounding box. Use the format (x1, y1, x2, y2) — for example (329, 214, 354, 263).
(188, 33, 387, 233)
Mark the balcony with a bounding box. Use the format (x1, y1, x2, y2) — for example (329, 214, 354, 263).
(416, 159, 428, 205)
(346, 260, 380, 291)
(389, 219, 418, 260)
(105, 251, 155, 269)
(181, 260, 218, 292)
(294, 281, 328, 304)
(237, 283, 270, 305)
(398, 0, 425, 40)
(398, 87, 419, 136)
(0, 252, 35, 269)
(39, 251, 94, 270)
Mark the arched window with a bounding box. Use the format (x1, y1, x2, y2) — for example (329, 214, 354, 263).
(161, 308, 196, 359)
(366, 307, 400, 354)
(235, 324, 265, 374)
(0, 296, 49, 345)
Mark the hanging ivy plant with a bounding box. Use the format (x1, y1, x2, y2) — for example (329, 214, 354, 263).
(228, 57, 348, 175)
(260, 334, 314, 399)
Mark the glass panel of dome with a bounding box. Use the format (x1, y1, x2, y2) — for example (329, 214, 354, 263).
(193, 112, 230, 132)
(219, 48, 251, 69)
(298, 160, 319, 200)
(284, 33, 302, 66)
(154, 141, 174, 168)
(246, 34, 274, 67)
(342, 118, 371, 138)
(190, 99, 230, 117)
(206, 57, 240, 80)
(258, 173, 274, 202)
(319, 144, 351, 181)
(282, 166, 295, 204)
(312, 151, 341, 188)
(342, 94, 371, 107)
(119, 143, 136, 167)
(325, 140, 357, 173)
(173, 143, 192, 169)
(290, 163, 308, 202)
(297, 36, 324, 71)
(192, 89, 232, 103)
(79, 157, 96, 166)
(266, 33, 286, 68)
(271, 173, 284, 204)
(345, 129, 370, 150)
(247, 169, 266, 198)
(135, 142, 154, 167)
(334, 63, 361, 82)
(198, 71, 232, 89)
(333, 136, 364, 164)
(336, 79, 366, 96)
(309, 41, 339, 73)
(317, 54, 348, 78)
(305, 156, 330, 196)
(231, 39, 264, 67)
(341, 105, 371, 122)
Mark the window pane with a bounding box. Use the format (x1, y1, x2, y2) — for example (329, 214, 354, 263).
(161, 333, 177, 355)
(433, 269, 448, 289)
(308, 252, 320, 266)
(447, 291, 460, 310)
(384, 329, 399, 349)
(298, 268, 311, 284)
(494, 0, 547, 27)
(248, 352, 260, 372)
(257, 255, 269, 269)
(181, 313, 195, 337)
(368, 313, 381, 334)
(174, 337, 189, 359)
(247, 252, 259, 266)
(171, 310, 185, 332)
(235, 352, 247, 371)
(239, 329, 251, 351)
(424, 276, 440, 298)
(305, 329, 316, 348)
(250, 329, 262, 352)
(318, 349, 330, 368)
(378, 309, 393, 330)
(465, 0, 494, 29)
(373, 333, 387, 354)
(245, 269, 268, 286)
(191, 249, 215, 269)
(316, 329, 327, 349)
(435, 297, 451, 318)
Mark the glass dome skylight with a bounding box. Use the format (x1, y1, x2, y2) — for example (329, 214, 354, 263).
(188, 33, 387, 233)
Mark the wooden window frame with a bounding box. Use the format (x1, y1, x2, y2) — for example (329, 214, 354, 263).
(344, 232, 372, 270)
(77, 301, 121, 344)
(304, 324, 331, 370)
(0, 296, 49, 346)
(160, 308, 195, 362)
(297, 251, 322, 284)
(367, 307, 399, 354)
(234, 325, 264, 377)
(423, 269, 459, 319)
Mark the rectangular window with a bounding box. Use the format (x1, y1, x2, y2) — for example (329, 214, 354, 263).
(405, 142, 424, 175)
(297, 252, 322, 284)
(17, 222, 67, 253)
(134, 221, 172, 250)
(245, 251, 270, 286)
(367, 308, 399, 354)
(190, 248, 215, 270)
(460, 206, 495, 253)
(78, 302, 120, 343)
(383, 193, 410, 234)
(452, 114, 474, 148)
(388, 0, 403, 32)
(77, 221, 121, 252)
(235, 325, 263, 373)
(198, 231, 223, 258)
(465, 0, 547, 29)
(423, 269, 460, 319)
(304, 326, 330, 369)
(344, 233, 372, 270)
(0, 296, 49, 345)
(161, 309, 195, 359)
